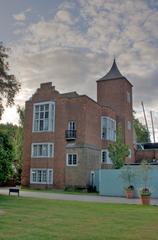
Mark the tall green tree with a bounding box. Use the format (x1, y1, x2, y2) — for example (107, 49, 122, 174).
(0, 123, 18, 184)
(133, 115, 150, 143)
(14, 106, 25, 184)
(0, 123, 18, 139)
(0, 42, 20, 118)
(0, 107, 24, 184)
(0, 130, 14, 184)
(108, 123, 129, 169)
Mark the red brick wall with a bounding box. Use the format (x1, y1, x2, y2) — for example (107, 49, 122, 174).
(135, 149, 158, 162)
(61, 97, 87, 144)
(101, 164, 113, 169)
(97, 78, 134, 163)
(21, 101, 33, 186)
(22, 78, 135, 188)
(84, 96, 101, 147)
(22, 83, 61, 187)
(53, 96, 88, 188)
(22, 83, 103, 188)
(101, 106, 116, 149)
(61, 96, 101, 187)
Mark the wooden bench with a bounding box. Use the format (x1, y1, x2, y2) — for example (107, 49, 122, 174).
(9, 187, 20, 197)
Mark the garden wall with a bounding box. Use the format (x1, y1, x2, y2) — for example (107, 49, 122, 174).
(94, 165, 158, 198)
(135, 149, 158, 162)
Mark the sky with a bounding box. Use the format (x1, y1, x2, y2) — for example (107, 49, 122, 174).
(0, 0, 158, 141)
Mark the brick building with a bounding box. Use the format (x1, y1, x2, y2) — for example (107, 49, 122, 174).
(22, 59, 134, 189)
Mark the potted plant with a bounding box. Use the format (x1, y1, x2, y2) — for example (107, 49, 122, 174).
(120, 165, 135, 198)
(125, 185, 135, 198)
(140, 187, 151, 205)
(139, 160, 151, 205)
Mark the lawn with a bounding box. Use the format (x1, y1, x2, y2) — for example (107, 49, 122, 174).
(21, 186, 99, 195)
(0, 195, 158, 240)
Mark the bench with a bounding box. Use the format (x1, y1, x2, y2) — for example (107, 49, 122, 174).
(9, 187, 20, 197)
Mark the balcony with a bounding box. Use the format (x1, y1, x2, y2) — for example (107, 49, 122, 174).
(65, 130, 76, 140)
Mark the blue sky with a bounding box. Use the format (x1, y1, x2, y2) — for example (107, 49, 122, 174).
(0, 0, 158, 141)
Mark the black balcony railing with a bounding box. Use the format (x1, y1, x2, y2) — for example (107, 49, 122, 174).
(65, 130, 76, 140)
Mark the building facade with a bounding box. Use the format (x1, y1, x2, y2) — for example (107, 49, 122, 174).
(22, 59, 134, 189)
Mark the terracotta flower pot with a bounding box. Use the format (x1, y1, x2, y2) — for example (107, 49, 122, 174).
(141, 195, 151, 205)
(126, 190, 134, 199)
(125, 186, 134, 199)
(140, 188, 151, 205)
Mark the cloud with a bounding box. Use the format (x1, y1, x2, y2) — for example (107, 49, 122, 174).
(55, 10, 73, 24)
(13, 8, 31, 22)
(6, 0, 158, 140)
(10, 47, 103, 100)
(13, 13, 26, 21)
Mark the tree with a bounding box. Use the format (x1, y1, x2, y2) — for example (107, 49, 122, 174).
(0, 130, 14, 184)
(0, 42, 20, 118)
(0, 107, 24, 184)
(108, 123, 129, 169)
(133, 115, 150, 143)
(17, 105, 25, 127)
(0, 123, 18, 184)
(120, 165, 136, 188)
(0, 123, 18, 139)
(140, 160, 151, 189)
(14, 106, 25, 183)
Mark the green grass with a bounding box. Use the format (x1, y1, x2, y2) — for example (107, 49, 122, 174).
(21, 186, 99, 195)
(0, 195, 158, 240)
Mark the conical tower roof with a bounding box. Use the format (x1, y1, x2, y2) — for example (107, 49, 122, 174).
(98, 59, 124, 81)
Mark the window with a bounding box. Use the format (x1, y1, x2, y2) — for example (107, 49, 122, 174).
(68, 121, 76, 131)
(66, 153, 77, 166)
(32, 143, 54, 158)
(127, 121, 131, 130)
(30, 169, 53, 184)
(101, 117, 116, 141)
(127, 91, 131, 103)
(128, 149, 132, 158)
(33, 101, 55, 132)
(101, 149, 112, 164)
(66, 121, 76, 139)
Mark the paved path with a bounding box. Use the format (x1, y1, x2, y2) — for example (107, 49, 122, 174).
(0, 187, 158, 205)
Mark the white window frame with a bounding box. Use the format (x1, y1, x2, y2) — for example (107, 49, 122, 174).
(32, 101, 55, 132)
(30, 168, 53, 184)
(101, 116, 116, 141)
(128, 149, 132, 158)
(68, 121, 76, 131)
(66, 153, 78, 166)
(31, 143, 54, 158)
(101, 149, 112, 164)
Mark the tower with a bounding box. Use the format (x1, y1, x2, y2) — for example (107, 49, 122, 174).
(97, 59, 134, 162)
